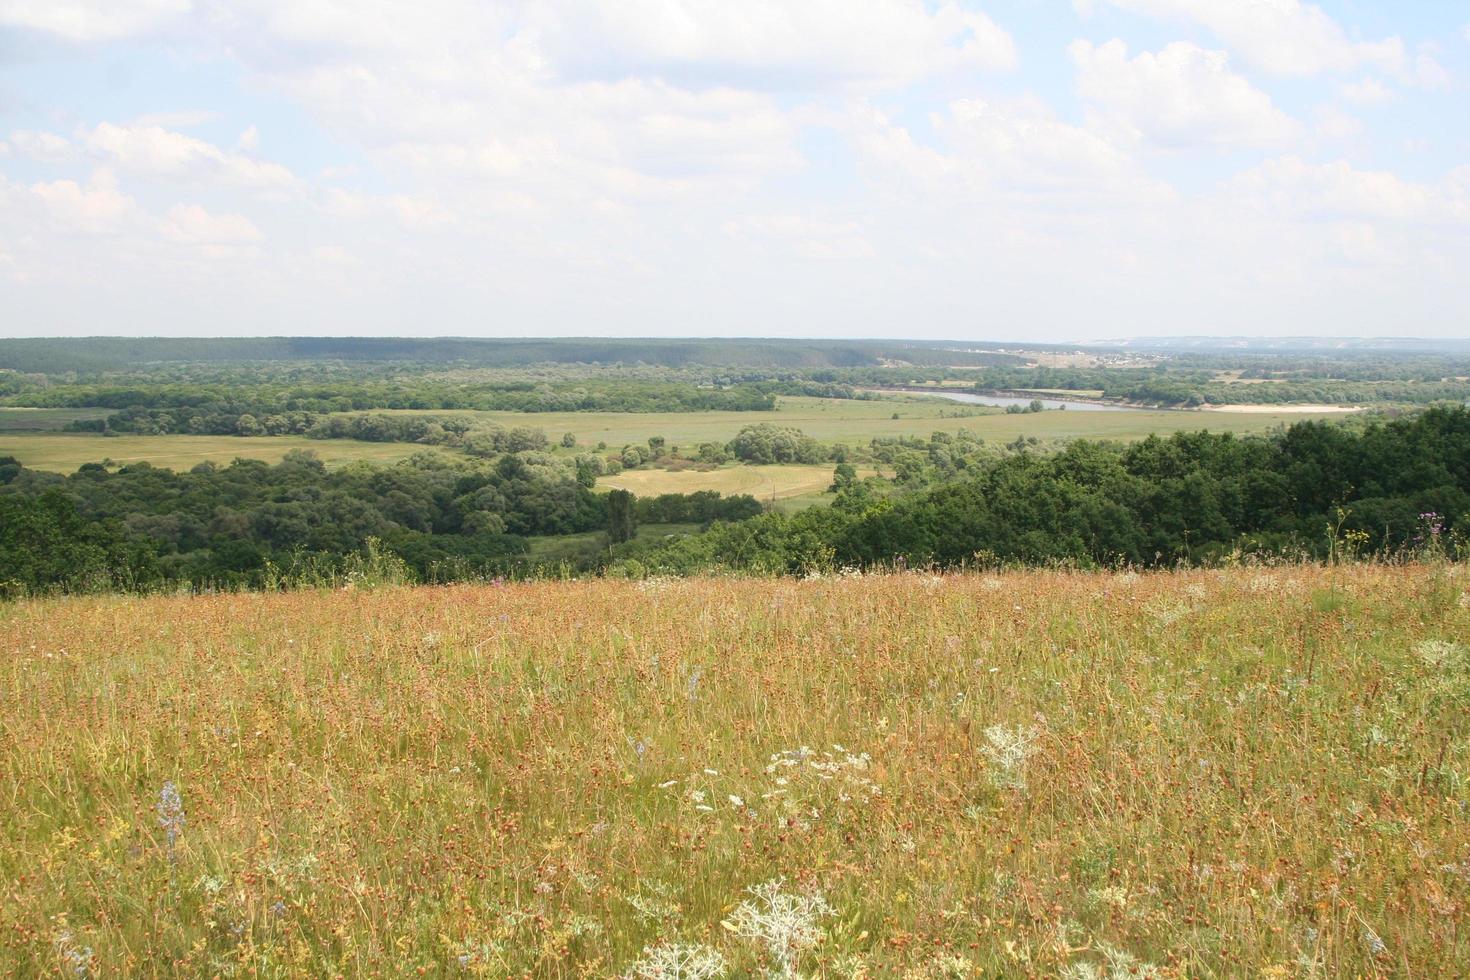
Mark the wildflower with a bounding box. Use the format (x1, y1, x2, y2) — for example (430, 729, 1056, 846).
(157, 781, 185, 860)
(728, 795, 745, 808)
(725, 878, 834, 979)
(54, 930, 95, 978)
(623, 941, 727, 979)
(1060, 943, 1162, 980)
(981, 724, 1039, 792)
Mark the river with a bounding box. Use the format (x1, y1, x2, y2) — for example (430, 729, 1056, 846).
(915, 390, 1144, 413)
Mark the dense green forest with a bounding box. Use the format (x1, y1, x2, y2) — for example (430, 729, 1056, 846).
(4, 407, 1468, 594)
(615, 407, 1470, 574)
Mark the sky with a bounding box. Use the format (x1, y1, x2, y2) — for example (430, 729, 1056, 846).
(0, 1, 1467, 342)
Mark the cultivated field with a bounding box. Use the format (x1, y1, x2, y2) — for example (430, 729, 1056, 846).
(600, 463, 842, 502)
(355, 397, 1346, 449)
(2, 565, 1466, 976)
(0, 432, 441, 473)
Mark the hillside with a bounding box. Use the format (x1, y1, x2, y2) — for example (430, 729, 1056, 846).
(3, 566, 1466, 975)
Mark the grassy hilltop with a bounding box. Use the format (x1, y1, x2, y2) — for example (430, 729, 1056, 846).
(2, 565, 1468, 976)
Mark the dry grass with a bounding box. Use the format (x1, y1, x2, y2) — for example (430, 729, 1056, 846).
(599, 464, 844, 502)
(1, 565, 1467, 977)
(0, 433, 443, 473)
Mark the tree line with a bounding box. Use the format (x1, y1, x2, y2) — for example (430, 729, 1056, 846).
(607, 407, 1470, 575)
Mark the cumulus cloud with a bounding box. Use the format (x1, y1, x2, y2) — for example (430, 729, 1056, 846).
(7, 129, 73, 162)
(1314, 107, 1362, 141)
(1225, 156, 1466, 224)
(30, 172, 137, 232)
(1071, 40, 1299, 148)
(0, 0, 190, 42)
(1081, 0, 1404, 77)
(84, 122, 297, 192)
(1340, 77, 1393, 106)
(522, 0, 1018, 86)
(160, 203, 264, 244)
(723, 214, 874, 260)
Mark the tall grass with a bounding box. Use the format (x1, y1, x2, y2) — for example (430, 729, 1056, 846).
(1, 565, 1466, 976)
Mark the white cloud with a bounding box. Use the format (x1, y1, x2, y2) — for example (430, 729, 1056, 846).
(723, 214, 874, 260)
(1071, 40, 1298, 148)
(237, 126, 260, 153)
(0, 0, 190, 42)
(1340, 77, 1393, 106)
(1085, 0, 1404, 77)
(131, 110, 220, 129)
(1225, 156, 1466, 224)
(1411, 51, 1450, 91)
(84, 122, 297, 192)
(30, 172, 137, 232)
(160, 203, 264, 244)
(1314, 106, 1362, 141)
(523, 0, 1018, 86)
(7, 129, 73, 162)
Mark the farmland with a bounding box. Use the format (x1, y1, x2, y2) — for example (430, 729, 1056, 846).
(0, 432, 441, 473)
(1, 564, 1465, 976)
(348, 396, 1352, 449)
(0, 396, 1361, 476)
(599, 463, 844, 503)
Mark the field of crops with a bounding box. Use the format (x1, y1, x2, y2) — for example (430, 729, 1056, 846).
(599, 464, 843, 503)
(344, 397, 1346, 450)
(2, 565, 1466, 976)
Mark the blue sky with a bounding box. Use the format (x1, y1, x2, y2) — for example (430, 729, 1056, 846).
(0, 1, 1467, 340)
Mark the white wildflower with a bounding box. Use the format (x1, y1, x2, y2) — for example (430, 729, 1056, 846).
(725, 878, 833, 979)
(623, 941, 726, 979)
(981, 724, 1039, 792)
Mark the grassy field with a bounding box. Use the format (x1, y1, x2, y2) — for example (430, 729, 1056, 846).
(356, 396, 1349, 449)
(2, 565, 1466, 976)
(0, 432, 442, 472)
(0, 398, 1353, 474)
(600, 463, 842, 502)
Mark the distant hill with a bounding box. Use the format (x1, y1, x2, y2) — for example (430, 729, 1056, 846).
(1079, 336, 1470, 354)
(0, 337, 1024, 374)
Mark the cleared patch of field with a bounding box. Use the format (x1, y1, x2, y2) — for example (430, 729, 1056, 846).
(0, 432, 440, 472)
(600, 463, 842, 501)
(0, 407, 112, 431)
(2, 565, 1463, 975)
(361, 396, 1353, 448)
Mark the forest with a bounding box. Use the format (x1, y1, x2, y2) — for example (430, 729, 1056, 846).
(4, 407, 1467, 594)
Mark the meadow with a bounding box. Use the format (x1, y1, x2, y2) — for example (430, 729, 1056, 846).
(2, 564, 1466, 977)
(600, 464, 844, 504)
(340, 397, 1346, 451)
(0, 432, 441, 473)
(0, 397, 1342, 476)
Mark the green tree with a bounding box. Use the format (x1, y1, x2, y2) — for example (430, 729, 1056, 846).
(607, 489, 637, 544)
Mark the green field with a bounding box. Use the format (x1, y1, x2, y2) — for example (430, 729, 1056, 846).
(0, 432, 440, 472)
(357, 396, 1353, 448)
(600, 463, 844, 502)
(1, 396, 1354, 475)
